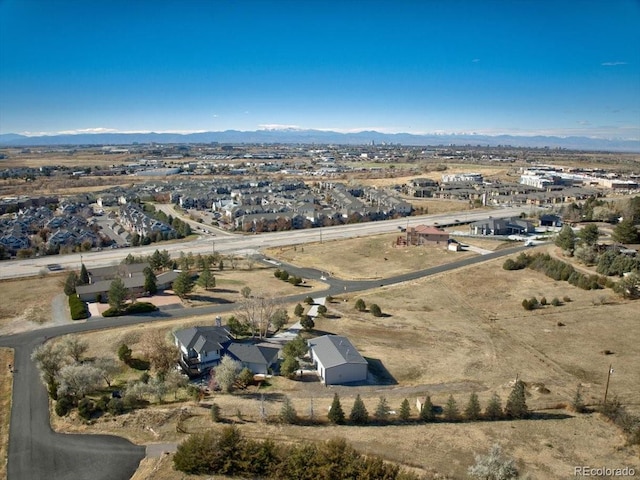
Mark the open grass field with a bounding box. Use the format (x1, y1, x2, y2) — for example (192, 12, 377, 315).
(0, 348, 13, 480)
(47, 245, 640, 478)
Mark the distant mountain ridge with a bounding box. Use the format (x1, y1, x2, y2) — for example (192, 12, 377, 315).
(1, 129, 638, 152)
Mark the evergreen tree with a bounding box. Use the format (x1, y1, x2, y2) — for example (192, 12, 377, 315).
(143, 266, 157, 295)
(79, 263, 90, 285)
(355, 298, 366, 311)
(578, 223, 600, 246)
(399, 398, 411, 422)
(555, 224, 576, 254)
(63, 271, 79, 296)
(294, 303, 305, 317)
(197, 264, 215, 290)
(349, 394, 369, 425)
(172, 271, 194, 299)
(419, 395, 435, 422)
(280, 396, 297, 424)
(612, 218, 639, 244)
(150, 249, 163, 270)
(328, 393, 345, 424)
(464, 392, 482, 421)
(443, 395, 460, 422)
(374, 396, 390, 422)
(505, 380, 529, 419)
(300, 315, 315, 331)
(108, 277, 128, 312)
(485, 393, 503, 420)
(370, 303, 382, 317)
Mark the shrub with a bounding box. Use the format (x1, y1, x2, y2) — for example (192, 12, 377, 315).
(370, 303, 382, 317)
(55, 396, 74, 417)
(279, 270, 289, 281)
(273, 269, 282, 279)
(210, 402, 221, 422)
(117, 343, 132, 363)
(540, 297, 547, 306)
(77, 398, 94, 420)
(68, 295, 90, 320)
(304, 296, 314, 305)
(355, 298, 366, 311)
(107, 398, 125, 415)
(521, 299, 533, 311)
(288, 276, 302, 286)
(300, 315, 315, 331)
(563, 295, 572, 302)
(125, 302, 158, 314)
(551, 297, 561, 306)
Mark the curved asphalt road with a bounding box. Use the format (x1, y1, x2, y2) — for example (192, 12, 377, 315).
(0, 244, 529, 480)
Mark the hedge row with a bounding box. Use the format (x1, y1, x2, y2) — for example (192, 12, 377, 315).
(102, 302, 158, 317)
(174, 426, 418, 479)
(503, 252, 614, 291)
(68, 295, 89, 320)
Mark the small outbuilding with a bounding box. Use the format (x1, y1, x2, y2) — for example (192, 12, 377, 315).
(308, 335, 368, 385)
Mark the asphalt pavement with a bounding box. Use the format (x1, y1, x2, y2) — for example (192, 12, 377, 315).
(0, 243, 529, 480)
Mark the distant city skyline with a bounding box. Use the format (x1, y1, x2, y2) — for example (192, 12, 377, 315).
(1, 1, 639, 140)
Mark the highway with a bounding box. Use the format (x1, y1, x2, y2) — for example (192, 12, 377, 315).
(0, 206, 529, 280)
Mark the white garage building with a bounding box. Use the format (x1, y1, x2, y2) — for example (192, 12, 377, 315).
(308, 335, 368, 385)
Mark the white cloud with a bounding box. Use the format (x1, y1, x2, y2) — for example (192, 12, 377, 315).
(472, 58, 480, 63)
(601, 61, 627, 66)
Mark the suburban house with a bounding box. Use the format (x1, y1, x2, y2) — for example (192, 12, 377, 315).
(173, 326, 233, 376)
(75, 262, 179, 302)
(226, 342, 281, 375)
(469, 216, 535, 236)
(406, 225, 450, 245)
(308, 335, 368, 385)
(539, 214, 563, 227)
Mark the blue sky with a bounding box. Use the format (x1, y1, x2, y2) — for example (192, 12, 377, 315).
(1, 0, 639, 139)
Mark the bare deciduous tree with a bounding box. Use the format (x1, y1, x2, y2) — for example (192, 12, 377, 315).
(62, 335, 89, 363)
(93, 357, 120, 387)
(57, 364, 103, 399)
(213, 356, 242, 393)
(236, 293, 279, 339)
(142, 330, 180, 379)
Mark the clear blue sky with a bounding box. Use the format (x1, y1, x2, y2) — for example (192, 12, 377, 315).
(1, 0, 639, 139)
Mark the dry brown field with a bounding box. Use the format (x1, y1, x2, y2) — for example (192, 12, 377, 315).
(0, 274, 64, 336)
(45, 245, 640, 479)
(0, 348, 13, 480)
(264, 233, 511, 279)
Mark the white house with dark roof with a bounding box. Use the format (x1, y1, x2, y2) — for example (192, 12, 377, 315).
(173, 326, 233, 376)
(308, 335, 368, 385)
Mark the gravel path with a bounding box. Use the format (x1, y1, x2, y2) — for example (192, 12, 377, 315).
(51, 293, 72, 325)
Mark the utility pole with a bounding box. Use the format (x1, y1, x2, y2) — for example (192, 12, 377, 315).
(603, 364, 613, 405)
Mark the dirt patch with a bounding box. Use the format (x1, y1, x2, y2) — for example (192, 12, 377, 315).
(0, 348, 13, 480)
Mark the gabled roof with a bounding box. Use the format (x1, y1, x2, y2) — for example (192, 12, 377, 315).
(308, 335, 367, 368)
(173, 326, 232, 355)
(226, 342, 280, 366)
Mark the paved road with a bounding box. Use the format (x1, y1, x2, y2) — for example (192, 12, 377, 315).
(0, 229, 528, 479)
(0, 206, 530, 281)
